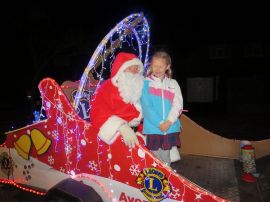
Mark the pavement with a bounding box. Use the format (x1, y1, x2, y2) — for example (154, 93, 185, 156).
(1, 154, 269, 202)
(171, 155, 240, 201)
(171, 154, 270, 202)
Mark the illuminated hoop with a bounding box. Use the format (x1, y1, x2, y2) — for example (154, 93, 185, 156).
(73, 12, 150, 109)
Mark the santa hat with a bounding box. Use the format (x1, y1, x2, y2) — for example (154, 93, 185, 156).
(111, 52, 143, 85)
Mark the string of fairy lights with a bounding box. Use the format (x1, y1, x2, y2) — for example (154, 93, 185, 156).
(39, 80, 227, 201)
(73, 13, 150, 110)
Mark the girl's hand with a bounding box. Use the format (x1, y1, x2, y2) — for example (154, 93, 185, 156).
(159, 120, 172, 132)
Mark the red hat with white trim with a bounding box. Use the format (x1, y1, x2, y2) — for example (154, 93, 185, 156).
(111, 52, 143, 84)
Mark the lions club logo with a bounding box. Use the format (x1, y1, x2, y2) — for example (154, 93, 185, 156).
(136, 168, 171, 202)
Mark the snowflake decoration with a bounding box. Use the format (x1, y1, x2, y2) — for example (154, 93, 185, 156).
(56, 102, 63, 110)
(67, 112, 75, 121)
(88, 161, 98, 171)
(169, 186, 181, 199)
(48, 155, 54, 165)
(195, 193, 202, 201)
(51, 130, 59, 140)
(129, 164, 140, 176)
(64, 143, 73, 155)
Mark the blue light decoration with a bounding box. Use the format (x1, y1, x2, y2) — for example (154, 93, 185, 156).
(33, 110, 40, 123)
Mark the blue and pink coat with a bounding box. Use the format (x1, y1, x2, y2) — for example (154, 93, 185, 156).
(140, 75, 183, 135)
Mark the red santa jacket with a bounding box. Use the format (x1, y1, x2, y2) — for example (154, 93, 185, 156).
(90, 80, 142, 144)
(89, 52, 144, 144)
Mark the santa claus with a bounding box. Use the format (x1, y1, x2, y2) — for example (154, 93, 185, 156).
(90, 52, 144, 148)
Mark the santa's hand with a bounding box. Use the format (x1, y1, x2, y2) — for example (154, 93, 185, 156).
(119, 124, 139, 148)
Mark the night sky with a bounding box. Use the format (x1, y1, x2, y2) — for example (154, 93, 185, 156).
(3, 2, 269, 83)
(1, 1, 270, 138)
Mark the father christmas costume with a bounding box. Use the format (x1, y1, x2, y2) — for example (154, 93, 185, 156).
(90, 52, 144, 144)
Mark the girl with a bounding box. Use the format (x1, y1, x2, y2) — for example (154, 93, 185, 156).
(140, 51, 183, 166)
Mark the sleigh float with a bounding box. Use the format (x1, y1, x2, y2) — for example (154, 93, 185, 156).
(0, 13, 228, 202)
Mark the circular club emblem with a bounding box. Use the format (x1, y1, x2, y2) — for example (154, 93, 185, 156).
(136, 168, 171, 202)
(0, 152, 14, 177)
(71, 90, 91, 121)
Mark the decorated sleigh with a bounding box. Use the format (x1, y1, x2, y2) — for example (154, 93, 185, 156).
(0, 13, 228, 202)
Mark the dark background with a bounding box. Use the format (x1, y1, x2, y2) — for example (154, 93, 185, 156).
(1, 1, 270, 139)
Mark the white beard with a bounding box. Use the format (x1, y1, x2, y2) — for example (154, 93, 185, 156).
(117, 72, 144, 104)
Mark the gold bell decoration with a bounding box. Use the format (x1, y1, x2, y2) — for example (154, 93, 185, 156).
(30, 129, 51, 155)
(14, 135, 32, 160)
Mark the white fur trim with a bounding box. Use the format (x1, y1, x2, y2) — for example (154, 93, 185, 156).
(98, 116, 127, 144)
(111, 58, 143, 86)
(128, 102, 143, 127)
